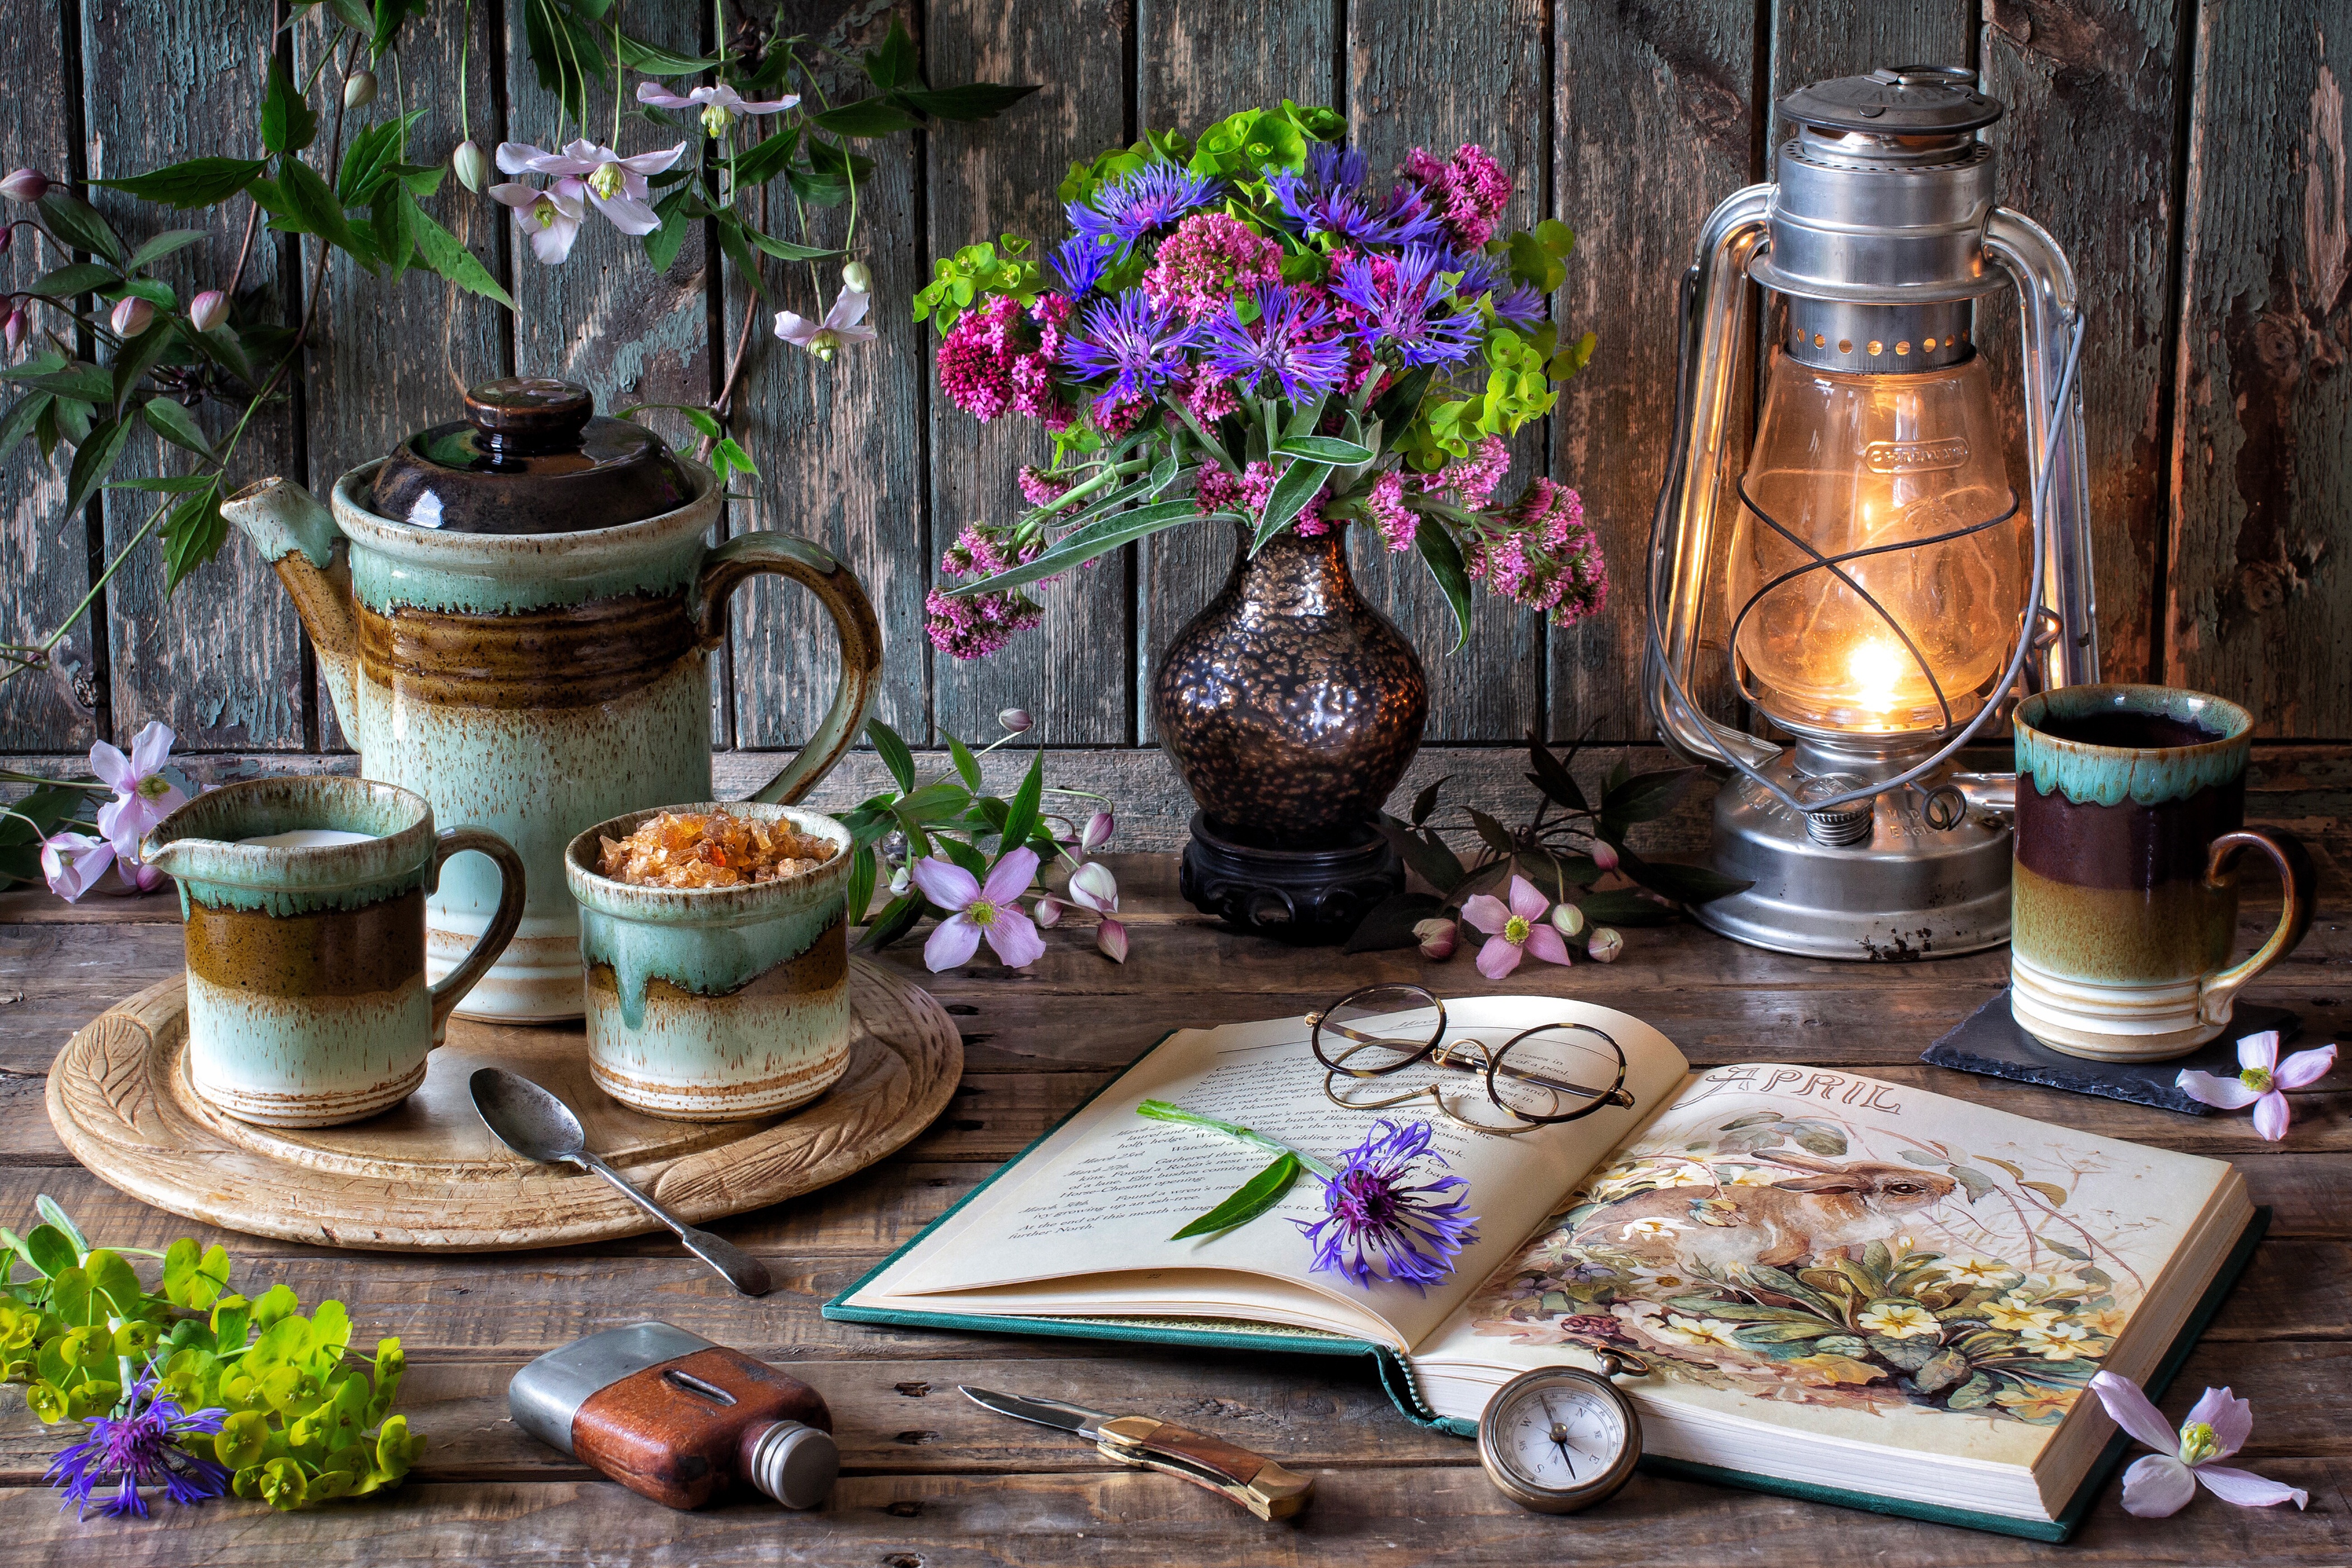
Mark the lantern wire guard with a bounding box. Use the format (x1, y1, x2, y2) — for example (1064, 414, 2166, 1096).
(1642, 66, 2101, 959)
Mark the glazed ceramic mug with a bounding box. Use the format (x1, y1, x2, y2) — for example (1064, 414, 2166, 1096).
(142, 777, 526, 1127)
(2009, 684, 2314, 1061)
(564, 804, 852, 1122)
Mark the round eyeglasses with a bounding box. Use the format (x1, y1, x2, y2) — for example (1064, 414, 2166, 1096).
(1304, 983, 1635, 1135)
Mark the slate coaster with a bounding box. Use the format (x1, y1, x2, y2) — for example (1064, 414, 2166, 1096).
(1922, 990, 2301, 1115)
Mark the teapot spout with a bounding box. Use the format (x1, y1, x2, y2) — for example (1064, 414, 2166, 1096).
(222, 478, 358, 729)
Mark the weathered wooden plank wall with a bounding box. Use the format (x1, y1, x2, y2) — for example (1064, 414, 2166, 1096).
(5, 0, 2350, 776)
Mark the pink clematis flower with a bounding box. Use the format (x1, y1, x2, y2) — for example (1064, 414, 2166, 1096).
(92, 720, 186, 892)
(496, 139, 685, 236)
(2089, 1371, 2308, 1517)
(1459, 875, 1572, 980)
(2178, 1030, 2335, 1141)
(774, 287, 877, 362)
(40, 832, 114, 902)
(636, 80, 797, 137)
(1065, 860, 1117, 914)
(911, 847, 1046, 972)
(489, 178, 586, 265)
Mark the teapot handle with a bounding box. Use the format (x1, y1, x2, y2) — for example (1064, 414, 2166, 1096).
(692, 532, 883, 806)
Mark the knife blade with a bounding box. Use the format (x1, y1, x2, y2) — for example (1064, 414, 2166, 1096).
(959, 1385, 1314, 1521)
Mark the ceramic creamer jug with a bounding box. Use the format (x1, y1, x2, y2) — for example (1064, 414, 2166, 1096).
(221, 379, 881, 1022)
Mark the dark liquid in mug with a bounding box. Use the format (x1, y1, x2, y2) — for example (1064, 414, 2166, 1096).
(2033, 711, 2224, 750)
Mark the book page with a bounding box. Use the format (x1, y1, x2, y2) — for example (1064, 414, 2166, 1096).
(866, 996, 1690, 1351)
(1413, 1062, 2236, 1469)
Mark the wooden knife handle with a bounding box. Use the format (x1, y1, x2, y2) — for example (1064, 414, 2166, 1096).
(1093, 1415, 1314, 1521)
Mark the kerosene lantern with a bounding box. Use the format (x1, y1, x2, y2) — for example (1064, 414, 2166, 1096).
(1645, 66, 2098, 959)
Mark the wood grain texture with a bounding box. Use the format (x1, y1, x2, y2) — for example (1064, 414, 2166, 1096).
(80, 2, 306, 749)
(1132, 0, 1339, 744)
(2165, 2, 2352, 732)
(0, 2, 97, 749)
(1344, 0, 1549, 742)
(729, 12, 931, 751)
(1980, 0, 2184, 687)
(1548, 0, 1758, 742)
(928, 0, 1131, 745)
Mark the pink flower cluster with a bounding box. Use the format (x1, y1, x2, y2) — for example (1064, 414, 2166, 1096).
(937, 295, 1067, 424)
(1404, 144, 1513, 250)
(927, 524, 1046, 659)
(1365, 436, 1513, 554)
(1464, 478, 1608, 627)
(1144, 213, 1282, 321)
(1238, 460, 1336, 538)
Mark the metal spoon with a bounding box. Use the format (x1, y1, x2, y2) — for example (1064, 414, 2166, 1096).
(469, 1068, 772, 1297)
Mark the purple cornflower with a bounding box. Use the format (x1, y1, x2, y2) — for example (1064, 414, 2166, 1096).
(1490, 282, 1546, 330)
(1200, 286, 1350, 402)
(1331, 246, 1482, 367)
(1049, 234, 1113, 297)
(45, 1378, 230, 1519)
(1439, 249, 1506, 300)
(1060, 288, 1200, 413)
(1298, 1119, 1480, 1294)
(1268, 143, 1444, 247)
(1067, 164, 1224, 255)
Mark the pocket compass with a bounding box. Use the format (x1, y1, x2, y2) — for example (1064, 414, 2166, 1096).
(1476, 1351, 1645, 1514)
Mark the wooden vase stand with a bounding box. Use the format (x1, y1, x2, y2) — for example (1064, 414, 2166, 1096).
(44, 958, 962, 1252)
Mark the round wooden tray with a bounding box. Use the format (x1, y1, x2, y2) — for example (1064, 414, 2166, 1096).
(45, 959, 961, 1252)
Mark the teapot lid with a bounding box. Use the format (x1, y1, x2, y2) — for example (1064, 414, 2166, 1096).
(369, 378, 696, 534)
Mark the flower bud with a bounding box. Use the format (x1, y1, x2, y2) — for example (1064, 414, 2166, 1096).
(1067, 859, 1118, 913)
(1591, 839, 1620, 874)
(452, 139, 493, 194)
(997, 707, 1033, 734)
(110, 296, 153, 338)
(187, 290, 228, 332)
(842, 259, 873, 293)
(1032, 894, 1064, 928)
(3, 308, 25, 356)
(1081, 810, 1113, 852)
(1413, 917, 1458, 961)
(887, 864, 910, 897)
(1550, 902, 1586, 939)
(343, 70, 379, 110)
(1, 168, 50, 203)
(0, 225, 10, 258)
(1096, 916, 1129, 963)
(1586, 927, 1623, 963)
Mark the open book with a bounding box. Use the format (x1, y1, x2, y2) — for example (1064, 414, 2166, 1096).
(828, 997, 2260, 1539)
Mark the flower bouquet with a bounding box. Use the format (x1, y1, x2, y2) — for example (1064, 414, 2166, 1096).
(915, 101, 1602, 659)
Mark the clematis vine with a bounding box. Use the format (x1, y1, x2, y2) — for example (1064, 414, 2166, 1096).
(1460, 875, 1573, 979)
(2088, 1371, 2308, 1517)
(489, 177, 586, 265)
(775, 287, 878, 362)
(2178, 1031, 2335, 1141)
(39, 832, 115, 903)
(911, 847, 1047, 972)
(634, 79, 798, 138)
(495, 138, 685, 241)
(92, 720, 188, 890)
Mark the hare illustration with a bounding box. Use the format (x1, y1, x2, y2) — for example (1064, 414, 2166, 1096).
(1575, 1152, 1959, 1270)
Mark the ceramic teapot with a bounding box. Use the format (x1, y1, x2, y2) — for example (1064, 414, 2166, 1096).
(220, 379, 881, 1023)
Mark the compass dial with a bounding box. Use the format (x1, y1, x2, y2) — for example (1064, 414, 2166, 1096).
(1476, 1366, 1641, 1514)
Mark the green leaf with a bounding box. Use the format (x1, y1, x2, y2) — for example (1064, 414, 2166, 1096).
(0, 393, 51, 463)
(715, 216, 764, 298)
(1248, 459, 1332, 554)
(124, 228, 211, 273)
(7, 360, 111, 402)
(855, 890, 926, 953)
(1527, 731, 1586, 812)
(1273, 435, 1375, 465)
(62, 415, 135, 521)
(1369, 362, 1435, 434)
(1170, 1152, 1304, 1240)
(36, 193, 124, 264)
(743, 229, 839, 263)
(867, 720, 918, 794)
(862, 17, 920, 88)
(277, 155, 371, 266)
(1603, 767, 1701, 825)
(261, 58, 319, 155)
(406, 192, 514, 308)
(642, 187, 692, 273)
(1620, 855, 1753, 906)
(23, 1224, 77, 1278)
(946, 735, 983, 792)
(162, 1238, 233, 1309)
(140, 396, 214, 459)
(730, 126, 802, 190)
(1574, 887, 1678, 927)
(891, 82, 1044, 122)
(612, 35, 716, 74)
(949, 498, 1228, 596)
(162, 483, 228, 592)
(29, 262, 119, 297)
(1373, 814, 1466, 894)
(370, 185, 418, 275)
(521, 0, 602, 124)
(1341, 891, 1445, 954)
(813, 99, 925, 139)
(108, 474, 217, 493)
(337, 110, 425, 205)
(83, 1248, 147, 1318)
(1412, 522, 1473, 652)
(844, 844, 878, 926)
(1410, 776, 1447, 827)
(998, 751, 1044, 856)
(94, 157, 269, 209)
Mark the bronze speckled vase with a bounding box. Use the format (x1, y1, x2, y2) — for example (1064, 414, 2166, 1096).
(1154, 519, 1426, 940)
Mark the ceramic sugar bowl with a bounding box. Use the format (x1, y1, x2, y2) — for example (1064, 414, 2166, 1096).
(219, 379, 882, 1024)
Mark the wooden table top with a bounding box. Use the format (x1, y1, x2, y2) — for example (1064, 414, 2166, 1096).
(0, 851, 2343, 1565)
